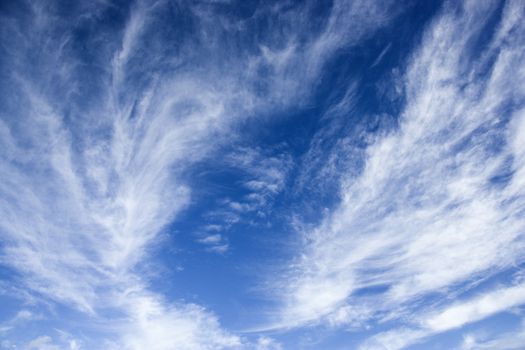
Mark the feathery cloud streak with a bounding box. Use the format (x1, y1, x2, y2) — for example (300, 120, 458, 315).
(277, 1, 525, 348)
(0, 0, 401, 348)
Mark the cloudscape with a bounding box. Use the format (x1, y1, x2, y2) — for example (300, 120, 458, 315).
(0, 0, 524, 349)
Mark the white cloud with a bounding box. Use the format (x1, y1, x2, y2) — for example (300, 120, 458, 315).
(24, 336, 60, 350)
(359, 328, 427, 350)
(254, 336, 282, 350)
(198, 234, 223, 245)
(273, 0, 525, 346)
(16, 332, 82, 350)
(0, 0, 430, 348)
(222, 146, 292, 214)
(361, 282, 525, 350)
(459, 320, 525, 350)
(0, 1, 243, 347)
(424, 283, 525, 332)
(116, 292, 241, 350)
(197, 233, 230, 254)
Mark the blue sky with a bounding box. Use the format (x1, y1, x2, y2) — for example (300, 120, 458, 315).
(0, 0, 524, 349)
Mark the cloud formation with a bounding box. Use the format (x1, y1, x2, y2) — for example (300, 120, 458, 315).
(0, 0, 402, 348)
(275, 0, 525, 348)
(1, 0, 522, 349)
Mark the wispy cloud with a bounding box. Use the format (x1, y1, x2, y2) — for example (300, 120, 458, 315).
(361, 281, 525, 349)
(424, 283, 525, 333)
(225, 146, 292, 213)
(370, 43, 392, 68)
(0, 0, 240, 347)
(254, 337, 282, 350)
(0, 0, 403, 348)
(272, 1, 525, 348)
(459, 319, 525, 350)
(197, 233, 230, 254)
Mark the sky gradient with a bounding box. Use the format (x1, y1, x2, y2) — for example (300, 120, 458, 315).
(0, 0, 525, 349)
